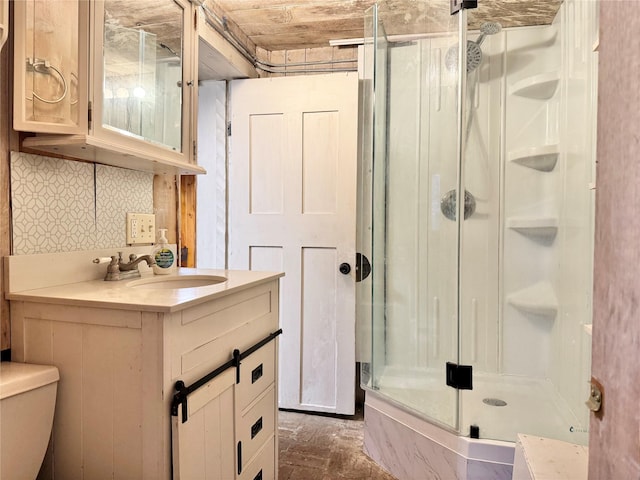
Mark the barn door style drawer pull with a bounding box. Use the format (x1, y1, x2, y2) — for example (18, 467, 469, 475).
(233, 349, 241, 384)
(251, 417, 263, 439)
(251, 364, 263, 384)
(253, 470, 263, 480)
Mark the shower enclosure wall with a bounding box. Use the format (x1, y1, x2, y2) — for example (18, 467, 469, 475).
(358, 1, 598, 478)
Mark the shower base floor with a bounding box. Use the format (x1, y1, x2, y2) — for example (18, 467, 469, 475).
(374, 367, 588, 444)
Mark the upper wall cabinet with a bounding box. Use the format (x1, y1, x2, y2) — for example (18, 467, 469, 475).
(0, 0, 8, 51)
(13, 1, 89, 134)
(13, 0, 204, 175)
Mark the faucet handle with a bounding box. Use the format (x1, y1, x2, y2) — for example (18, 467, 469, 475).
(104, 255, 121, 276)
(92, 257, 112, 265)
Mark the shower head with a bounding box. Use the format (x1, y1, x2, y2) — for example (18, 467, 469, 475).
(481, 21, 503, 35)
(445, 40, 483, 73)
(445, 21, 502, 73)
(466, 41, 483, 71)
(476, 21, 503, 46)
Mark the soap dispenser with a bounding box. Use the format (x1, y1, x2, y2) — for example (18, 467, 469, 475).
(152, 229, 176, 275)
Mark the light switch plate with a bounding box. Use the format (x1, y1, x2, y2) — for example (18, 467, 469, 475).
(126, 213, 156, 245)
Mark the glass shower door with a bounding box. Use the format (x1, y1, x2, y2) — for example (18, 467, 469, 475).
(363, 4, 466, 431)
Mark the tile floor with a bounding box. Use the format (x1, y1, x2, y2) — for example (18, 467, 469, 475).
(278, 409, 397, 480)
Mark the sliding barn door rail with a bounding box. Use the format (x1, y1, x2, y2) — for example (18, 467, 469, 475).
(171, 329, 283, 423)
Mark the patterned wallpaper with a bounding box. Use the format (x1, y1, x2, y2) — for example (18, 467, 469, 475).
(10, 151, 154, 254)
(95, 164, 154, 249)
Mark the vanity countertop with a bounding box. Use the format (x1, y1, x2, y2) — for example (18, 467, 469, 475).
(6, 268, 284, 313)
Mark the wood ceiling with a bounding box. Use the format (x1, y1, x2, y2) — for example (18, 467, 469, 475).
(211, 0, 563, 51)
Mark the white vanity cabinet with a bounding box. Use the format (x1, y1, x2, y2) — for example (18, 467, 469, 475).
(13, 0, 203, 174)
(10, 278, 280, 480)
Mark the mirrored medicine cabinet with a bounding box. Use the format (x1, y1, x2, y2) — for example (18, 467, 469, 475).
(13, 0, 204, 174)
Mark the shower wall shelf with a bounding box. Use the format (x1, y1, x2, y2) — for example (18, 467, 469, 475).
(508, 145, 559, 172)
(507, 217, 559, 237)
(507, 282, 558, 317)
(509, 72, 560, 100)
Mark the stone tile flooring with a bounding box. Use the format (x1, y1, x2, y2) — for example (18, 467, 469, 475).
(278, 410, 397, 480)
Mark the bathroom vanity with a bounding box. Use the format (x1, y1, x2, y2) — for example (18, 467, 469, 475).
(6, 254, 282, 480)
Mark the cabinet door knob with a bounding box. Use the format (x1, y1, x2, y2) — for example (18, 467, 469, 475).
(339, 263, 351, 275)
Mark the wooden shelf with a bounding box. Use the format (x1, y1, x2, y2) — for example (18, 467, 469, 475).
(507, 282, 558, 317)
(509, 72, 560, 99)
(22, 134, 207, 175)
(508, 145, 559, 172)
(507, 217, 559, 238)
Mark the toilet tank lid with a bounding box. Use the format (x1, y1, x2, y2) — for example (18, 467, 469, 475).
(0, 362, 60, 400)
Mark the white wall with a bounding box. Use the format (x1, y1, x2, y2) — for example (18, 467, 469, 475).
(196, 80, 227, 269)
(552, 0, 598, 431)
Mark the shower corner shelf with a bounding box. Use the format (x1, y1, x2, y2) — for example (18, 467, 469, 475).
(507, 217, 559, 238)
(507, 282, 558, 317)
(508, 145, 559, 172)
(509, 72, 560, 100)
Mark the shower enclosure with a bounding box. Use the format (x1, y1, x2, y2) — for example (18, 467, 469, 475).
(358, 0, 598, 476)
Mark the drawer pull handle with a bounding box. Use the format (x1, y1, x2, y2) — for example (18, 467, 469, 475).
(237, 441, 242, 474)
(251, 417, 263, 439)
(253, 470, 263, 480)
(252, 364, 263, 384)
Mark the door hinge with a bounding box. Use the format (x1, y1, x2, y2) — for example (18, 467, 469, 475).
(193, 140, 197, 157)
(88, 101, 92, 130)
(446, 362, 473, 390)
(227, 121, 231, 136)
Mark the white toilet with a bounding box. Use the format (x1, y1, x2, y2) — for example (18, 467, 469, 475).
(0, 361, 59, 479)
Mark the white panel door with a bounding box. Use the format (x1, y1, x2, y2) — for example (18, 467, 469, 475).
(229, 73, 358, 414)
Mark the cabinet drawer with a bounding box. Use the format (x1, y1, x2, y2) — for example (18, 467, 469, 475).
(237, 340, 276, 412)
(237, 387, 275, 472)
(238, 435, 275, 480)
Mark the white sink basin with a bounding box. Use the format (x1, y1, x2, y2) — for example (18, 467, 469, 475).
(127, 275, 227, 289)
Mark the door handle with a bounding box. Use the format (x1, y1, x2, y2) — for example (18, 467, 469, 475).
(339, 263, 351, 275)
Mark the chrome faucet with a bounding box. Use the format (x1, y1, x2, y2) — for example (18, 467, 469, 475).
(96, 252, 155, 281)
